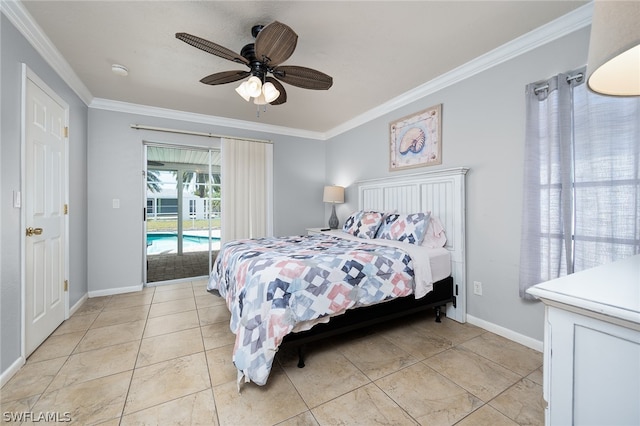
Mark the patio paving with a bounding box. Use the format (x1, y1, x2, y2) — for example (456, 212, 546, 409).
(147, 251, 217, 283)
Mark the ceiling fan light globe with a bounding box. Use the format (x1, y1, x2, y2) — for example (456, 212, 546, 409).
(235, 81, 251, 101)
(246, 76, 263, 98)
(262, 82, 280, 103)
(253, 93, 268, 105)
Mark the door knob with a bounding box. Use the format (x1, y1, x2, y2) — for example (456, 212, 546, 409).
(26, 227, 43, 236)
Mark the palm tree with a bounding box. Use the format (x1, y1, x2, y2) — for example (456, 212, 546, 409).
(179, 170, 221, 219)
(180, 171, 221, 199)
(146, 169, 162, 193)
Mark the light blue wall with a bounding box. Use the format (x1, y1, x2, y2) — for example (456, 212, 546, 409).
(325, 27, 591, 341)
(1, 14, 89, 373)
(86, 108, 326, 294)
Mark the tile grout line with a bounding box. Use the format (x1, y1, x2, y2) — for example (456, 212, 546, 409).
(368, 320, 533, 426)
(113, 281, 221, 422)
(484, 377, 540, 424)
(194, 281, 224, 426)
(24, 299, 109, 410)
(112, 283, 215, 423)
(118, 286, 155, 425)
(421, 336, 541, 425)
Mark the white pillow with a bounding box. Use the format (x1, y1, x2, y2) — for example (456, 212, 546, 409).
(421, 215, 447, 248)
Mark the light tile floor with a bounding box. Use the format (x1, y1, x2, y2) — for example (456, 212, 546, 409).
(1, 280, 545, 425)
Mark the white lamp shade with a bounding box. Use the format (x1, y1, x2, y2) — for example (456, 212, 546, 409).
(262, 82, 280, 103)
(323, 185, 344, 203)
(253, 92, 268, 105)
(587, 0, 640, 96)
(245, 76, 262, 98)
(235, 81, 251, 102)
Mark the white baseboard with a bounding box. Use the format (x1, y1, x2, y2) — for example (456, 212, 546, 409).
(88, 284, 143, 298)
(69, 293, 88, 316)
(0, 356, 25, 388)
(466, 314, 543, 352)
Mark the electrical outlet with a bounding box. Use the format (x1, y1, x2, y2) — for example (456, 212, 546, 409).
(473, 281, 483, 296)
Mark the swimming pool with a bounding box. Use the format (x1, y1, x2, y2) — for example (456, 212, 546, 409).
(147, 233, 221, 254)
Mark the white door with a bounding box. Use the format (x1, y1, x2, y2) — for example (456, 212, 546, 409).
(24, 69, 68, 356)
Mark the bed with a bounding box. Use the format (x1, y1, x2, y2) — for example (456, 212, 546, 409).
(208, 167, 468, 387)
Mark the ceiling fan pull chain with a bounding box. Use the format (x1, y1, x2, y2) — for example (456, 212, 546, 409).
(255, 104, 269, 118)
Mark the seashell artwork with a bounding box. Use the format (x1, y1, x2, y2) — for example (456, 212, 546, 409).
(389, 104, 442, 171)
(399, 127, 426, 155)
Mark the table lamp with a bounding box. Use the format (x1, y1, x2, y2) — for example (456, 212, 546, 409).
(323, 185, 344, 229)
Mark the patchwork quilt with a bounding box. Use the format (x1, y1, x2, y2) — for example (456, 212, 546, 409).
(207, 234, 424, 387)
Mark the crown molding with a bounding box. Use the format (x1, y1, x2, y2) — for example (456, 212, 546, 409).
(324, 2, 593, 139)
(2, 0, 93, 105)
(4, 0, 591, 141)
(90, 98, 327, 140)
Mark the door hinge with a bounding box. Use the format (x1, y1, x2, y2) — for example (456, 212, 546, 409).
(64, 204, 68, 215)
(64, 126, 69, 138)
(64, 280, 68, 292)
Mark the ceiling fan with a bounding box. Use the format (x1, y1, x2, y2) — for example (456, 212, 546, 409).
(176, 21, 333, 106)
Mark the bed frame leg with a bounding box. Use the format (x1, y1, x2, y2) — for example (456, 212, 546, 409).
(297, 346, 306, 368)
(435, 306, 442, 323)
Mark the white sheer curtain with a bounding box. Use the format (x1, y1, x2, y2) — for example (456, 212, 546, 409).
(520, 66, 640, 298)
(221, 138, 273, 243)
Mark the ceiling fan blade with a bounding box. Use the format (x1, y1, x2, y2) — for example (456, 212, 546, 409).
(255, 21, 298, 66)
(272, 66, 333, 90)
(265, 77, 287, 105)
(176, 32, 249, 65)
(200, 70, 250, 85)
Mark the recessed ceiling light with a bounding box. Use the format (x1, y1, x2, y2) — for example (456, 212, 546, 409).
(111, 64, 129, 76)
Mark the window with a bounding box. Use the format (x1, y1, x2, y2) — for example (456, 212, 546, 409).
(146, 199, 155, 215)
(157, 198, 178, 216)
(519, 67, 640, 298)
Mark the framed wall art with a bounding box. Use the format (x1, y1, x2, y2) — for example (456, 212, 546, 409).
(389, 104, 442, 171)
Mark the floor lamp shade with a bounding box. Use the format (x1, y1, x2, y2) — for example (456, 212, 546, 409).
(586, 0, 640, 96)
(323, 185, 344, 229)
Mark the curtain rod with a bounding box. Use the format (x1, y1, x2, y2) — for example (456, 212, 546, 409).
(533, 73, 584, 95)
(130, 124, 272, 144)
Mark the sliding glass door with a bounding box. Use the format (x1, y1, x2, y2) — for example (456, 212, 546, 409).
(144, 144, 221, 283)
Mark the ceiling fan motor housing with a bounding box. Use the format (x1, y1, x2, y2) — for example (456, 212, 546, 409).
(240, 43, 268, 81)
(251, 25, 265, 39)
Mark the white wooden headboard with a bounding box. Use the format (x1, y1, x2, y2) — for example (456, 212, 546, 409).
(357, 167, 468, 323)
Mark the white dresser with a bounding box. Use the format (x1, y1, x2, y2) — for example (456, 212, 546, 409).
(527, 254, 640, 426)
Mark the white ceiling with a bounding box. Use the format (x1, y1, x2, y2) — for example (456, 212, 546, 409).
(16, 1, 589, 136)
